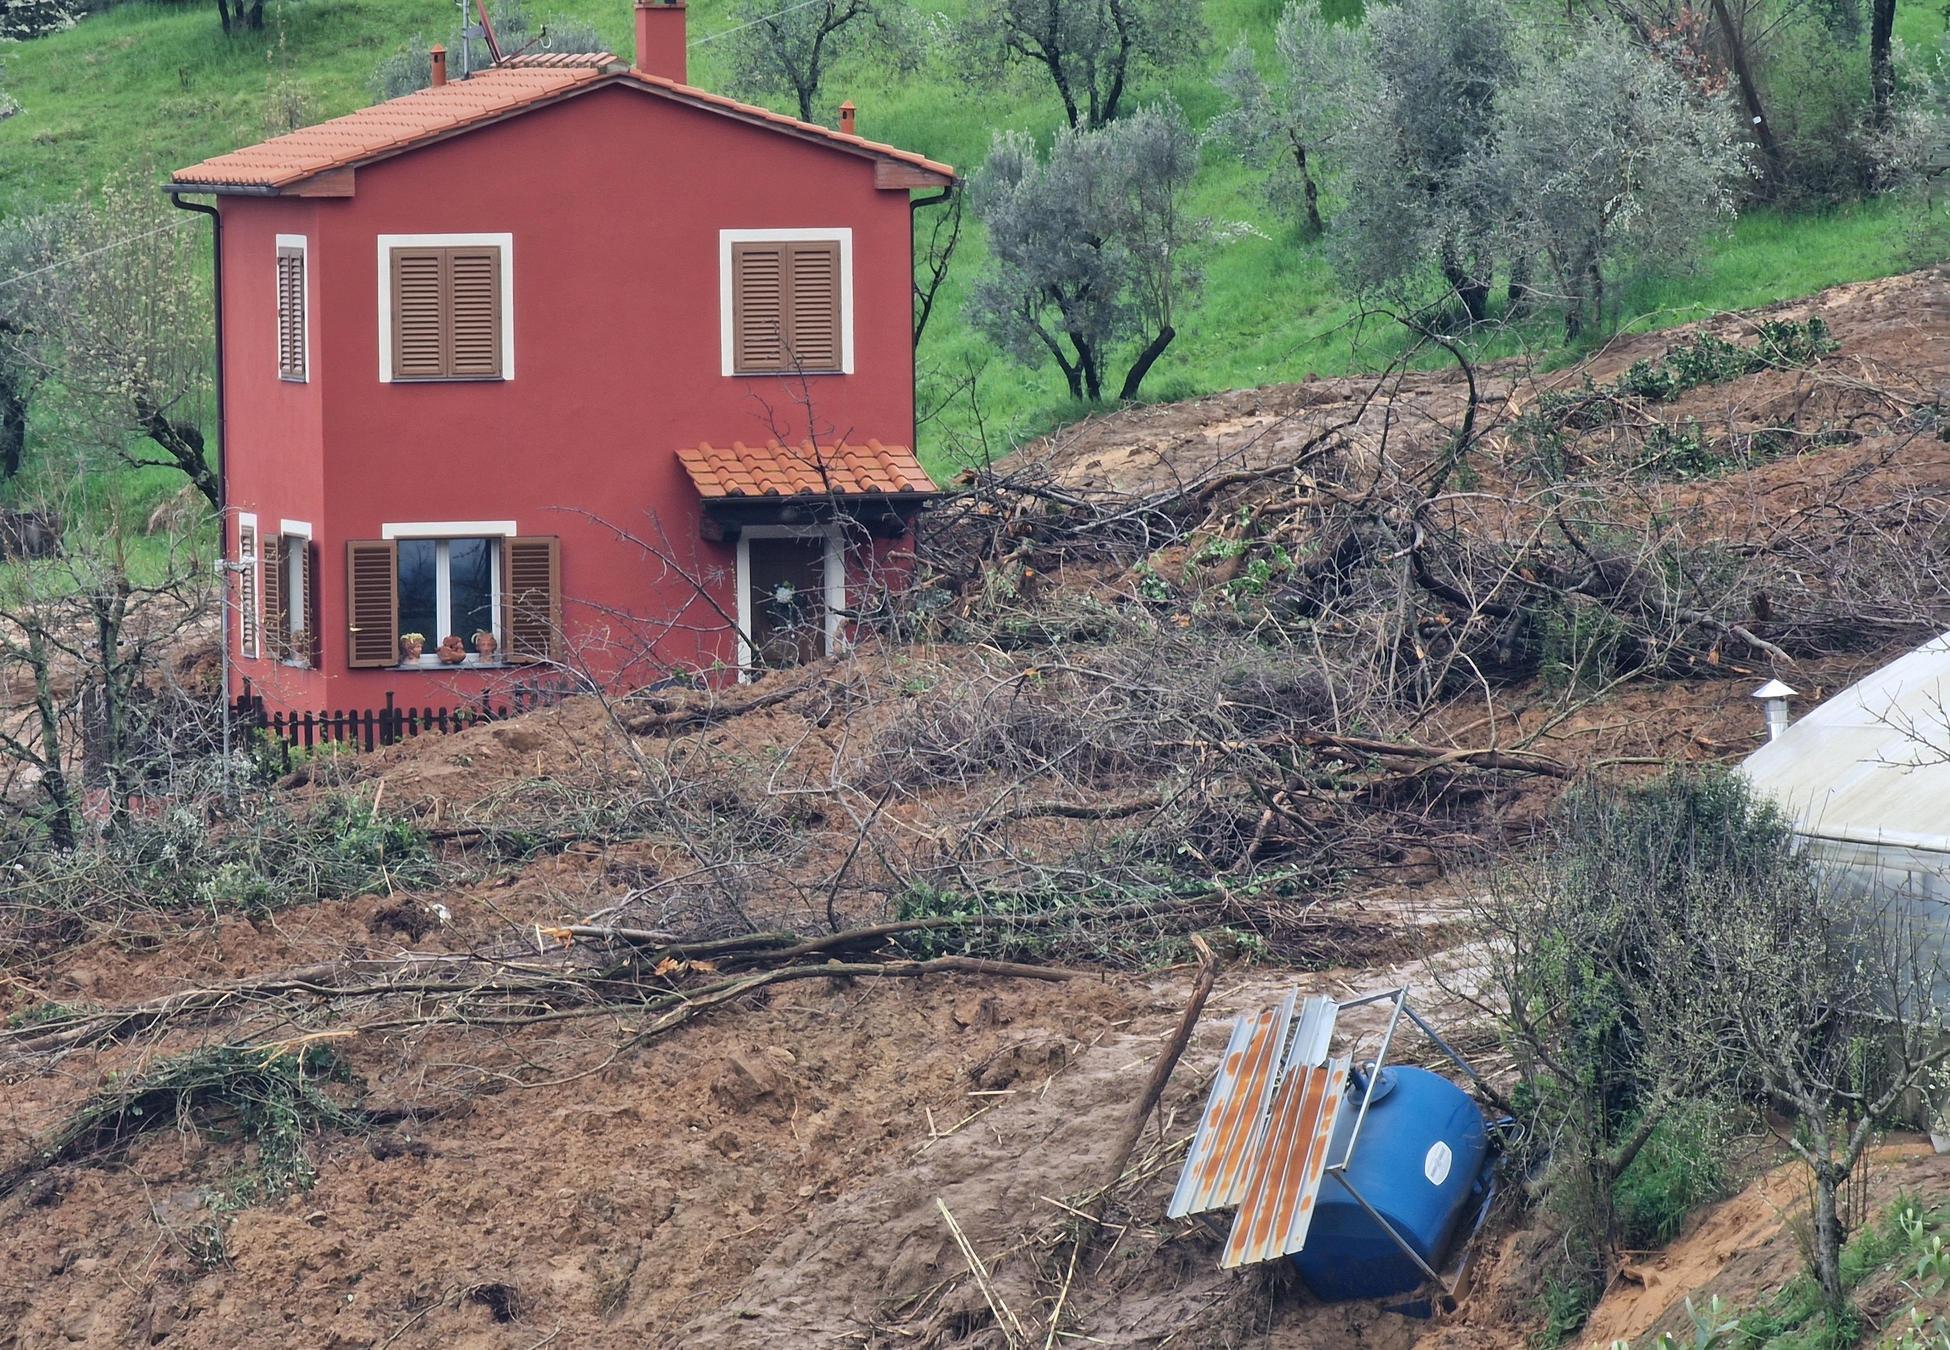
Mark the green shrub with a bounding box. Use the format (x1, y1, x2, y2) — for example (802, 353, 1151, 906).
(1613, 1102, 1735, 1248)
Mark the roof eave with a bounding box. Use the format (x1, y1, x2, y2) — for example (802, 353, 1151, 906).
(703, 489, 936, 503)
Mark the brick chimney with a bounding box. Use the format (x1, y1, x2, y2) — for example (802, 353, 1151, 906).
(634, 0, 686, 83)
(430, 44, 447, 87)
(838, 100, 856, 135)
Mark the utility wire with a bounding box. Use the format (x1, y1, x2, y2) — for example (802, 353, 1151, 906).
(0, 218, 191, 294)
(687, 0, 831, 48)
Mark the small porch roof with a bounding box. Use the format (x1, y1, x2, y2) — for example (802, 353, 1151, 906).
(676, 439, 934, 501)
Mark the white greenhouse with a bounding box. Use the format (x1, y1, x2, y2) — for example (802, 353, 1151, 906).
(1740, 633, 1950, 985)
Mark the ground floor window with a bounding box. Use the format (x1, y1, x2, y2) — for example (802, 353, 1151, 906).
(397, 537, 499, 665)
(346, 532, 559, 670)
(737, 526, 843, 676)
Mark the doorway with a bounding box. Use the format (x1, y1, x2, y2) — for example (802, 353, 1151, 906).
(739, 528, 840, 672)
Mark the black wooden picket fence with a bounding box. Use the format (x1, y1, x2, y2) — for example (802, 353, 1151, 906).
(234, 673, 578, 763)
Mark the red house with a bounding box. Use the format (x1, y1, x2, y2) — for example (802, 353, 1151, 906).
(168, 1, 952, 717)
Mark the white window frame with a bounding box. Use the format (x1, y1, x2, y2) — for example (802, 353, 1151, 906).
(376, 232, 515, 383)
(236, 510, 260, 660)
(385, 522, 515, 668)
(734, 524, 845, 678)
(274, 236, 308, 384)
(279, 519, 313, 668)
(718, 227, 855, 378)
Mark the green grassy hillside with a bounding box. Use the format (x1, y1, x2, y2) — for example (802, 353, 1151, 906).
(0, 0, 1942, 482)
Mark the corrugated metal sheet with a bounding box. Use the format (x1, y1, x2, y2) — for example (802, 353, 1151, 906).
(1167, 991, 1294, 1219)
(1288, 994, 1338, 1070)
(1221, 1055, 1350, 1268)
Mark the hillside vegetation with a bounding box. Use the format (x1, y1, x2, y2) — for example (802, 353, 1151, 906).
(0, 0, 1944, 484)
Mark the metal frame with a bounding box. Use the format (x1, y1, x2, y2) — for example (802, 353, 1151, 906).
(1316, 986, 1492, 1303)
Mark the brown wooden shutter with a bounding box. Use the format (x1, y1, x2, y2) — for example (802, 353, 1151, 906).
(503, 535, 560, 663)
(304, 538, 322, 669)
(786, 241, 842, 372)
(276, 246, 306, 380)
(447, 247, 502, 378)
(345, 539, 399, 668)
(238, 520, 260, 659)
(391, 248, 449, 379)
(732, 242, 786, 373)
(261, 533, 287, 661)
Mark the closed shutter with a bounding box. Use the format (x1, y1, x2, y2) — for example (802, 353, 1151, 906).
(447, 247, 502, 378)
(238, 520, 260, 659)
(391, 248, 448, 380)
(503, 535, 560, 663)
(732, 242, 786, 373)
(390, 246, 503, 380)
(261, 533, 287, 662)
(785, 241, 841, 372)
(276, 246, 306, 380)
(345, 539, 399, 668)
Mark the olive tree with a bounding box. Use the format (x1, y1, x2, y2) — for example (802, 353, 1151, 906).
(1331, 0, 1520, 324)
(968, 101, 1202, 404)
(723, 0, 915, 125)
(1495, 25, 1749, 339)
(16, 179, 217, 507)
(958, 0, 1206, 130)
(0, 213, 56, 481)
(1208, 1, 1361, 238)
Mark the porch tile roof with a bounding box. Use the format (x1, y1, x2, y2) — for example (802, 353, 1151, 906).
(171, 62, 954, 191)
(677, 439, 935, 499)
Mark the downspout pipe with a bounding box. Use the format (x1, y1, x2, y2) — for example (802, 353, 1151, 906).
(168, 190, 231, 778)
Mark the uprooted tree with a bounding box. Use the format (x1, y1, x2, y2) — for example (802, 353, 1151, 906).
(968, 100, 1202, 404)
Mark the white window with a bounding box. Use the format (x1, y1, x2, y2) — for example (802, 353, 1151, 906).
(376, 232, 515, 383)
(279, 519, 313, 668)
(275, 234, 309, 382)
(719, 228, 854, 377)
(384, 522, 516, 666)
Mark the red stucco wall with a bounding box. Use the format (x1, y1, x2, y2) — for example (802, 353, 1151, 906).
(219, 83, 921, 713)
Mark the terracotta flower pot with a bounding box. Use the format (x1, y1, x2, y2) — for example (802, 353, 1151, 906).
(437, 635, 468, 665)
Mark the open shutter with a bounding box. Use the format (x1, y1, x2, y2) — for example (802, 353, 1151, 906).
(391, 248, 448, 379)
(786, 242, 842, 372)
(276, 246, 306, 379)
(503, 535, 560, 663)
(447, 247, 502, 378)
(732, 242, 786, 373)
(238, 520, 260, 659)
(261, 534, 288, 662)
(305, 538, 322, 669)
(345, 539, 399, 668)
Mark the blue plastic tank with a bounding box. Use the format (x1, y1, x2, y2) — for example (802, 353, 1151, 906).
(1288, 1065, 1490, 1301)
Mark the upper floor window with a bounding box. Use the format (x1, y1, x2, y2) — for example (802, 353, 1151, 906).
(721, 229, 852, 377)
(276, 236, 308, 381)
(377, 233, 513, 382)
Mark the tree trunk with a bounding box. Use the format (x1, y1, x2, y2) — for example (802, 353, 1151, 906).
(28, 625, 76, 851)
(0, 374, 27, 480)
(1440, 252, 1490, 325)
(1291, 136, 1324, 238)
(1076, 337, 1103, 402)
(1870, 0, 1897, 131)
(135, 402, 220, 509)
(246, 0, 264, 29)
(1117, 324, 1175, 402)
(1708, 0, 1785, 189)
(215, 0, 232, 33)
(1812, 1161, 1847, 1316)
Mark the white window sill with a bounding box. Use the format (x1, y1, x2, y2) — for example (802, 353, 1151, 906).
(393, 658, 511, 671)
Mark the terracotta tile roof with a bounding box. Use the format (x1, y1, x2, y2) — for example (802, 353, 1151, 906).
(171, 63, 954, 191)
(677, 439, 935, 499)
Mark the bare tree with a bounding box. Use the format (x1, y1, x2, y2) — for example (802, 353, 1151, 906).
(912, 187, 962, 348)
(968, 101, 1202, 404)
(958, 0, 1205, 130)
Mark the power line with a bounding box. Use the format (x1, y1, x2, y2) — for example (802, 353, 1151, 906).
(0, 218, 191, 295)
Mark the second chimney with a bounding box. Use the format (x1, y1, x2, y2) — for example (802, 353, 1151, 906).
(430, 44, 448, 87)
(839, 100, 856, 135)
(634, 0, 687, 83)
